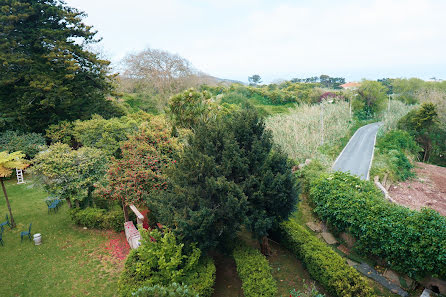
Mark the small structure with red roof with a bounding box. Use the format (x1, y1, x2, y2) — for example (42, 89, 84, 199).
(340, 82, 361, 90)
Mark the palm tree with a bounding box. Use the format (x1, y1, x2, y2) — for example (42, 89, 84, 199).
(0, 151, 28, 229)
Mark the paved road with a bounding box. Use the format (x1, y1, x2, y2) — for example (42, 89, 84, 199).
(332, 122, 381, 180)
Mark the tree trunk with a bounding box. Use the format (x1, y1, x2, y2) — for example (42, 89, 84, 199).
(65, 197, 72, 208)
(260, 236, 271, 256)
(122, 200, 129, 222)
(1, 178, 16, 228)
(75, 200, 80, 208)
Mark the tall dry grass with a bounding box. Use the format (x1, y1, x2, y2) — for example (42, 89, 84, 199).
(265, 102, 352, 164)
(378, 100, 416, 135)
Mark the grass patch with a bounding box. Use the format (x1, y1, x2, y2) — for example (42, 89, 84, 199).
(0, 178, 123, 297)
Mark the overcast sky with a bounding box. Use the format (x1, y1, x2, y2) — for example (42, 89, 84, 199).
(65, 0, 446, 83)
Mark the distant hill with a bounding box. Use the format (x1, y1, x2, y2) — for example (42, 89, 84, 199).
(209, 75, 245, 86)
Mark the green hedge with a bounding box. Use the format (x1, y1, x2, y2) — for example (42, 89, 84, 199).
(310, 172, 446, 278)
(69, 208, 126, 232)
(280, 220, 374, 297)
(233, 244, 278, 297)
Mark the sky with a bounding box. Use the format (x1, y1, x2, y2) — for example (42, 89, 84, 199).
(65, 0, 446, 83)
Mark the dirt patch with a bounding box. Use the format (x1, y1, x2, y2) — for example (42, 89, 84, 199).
(211, 252, 244, 297)
(388, 162, 446, 216)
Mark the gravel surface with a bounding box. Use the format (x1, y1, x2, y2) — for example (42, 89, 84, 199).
(388, 162, 446, 216)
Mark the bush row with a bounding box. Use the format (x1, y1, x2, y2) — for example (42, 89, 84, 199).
(232, 244, 278, 297)
(280, 220, 374, 297)
(310, 172, 446, 278)
(69, 208, 127, 232)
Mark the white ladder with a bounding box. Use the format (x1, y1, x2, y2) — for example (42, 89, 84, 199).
(16, 168, 25, 184)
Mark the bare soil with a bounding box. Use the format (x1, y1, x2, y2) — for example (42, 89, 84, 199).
(388, 162, 446, 216)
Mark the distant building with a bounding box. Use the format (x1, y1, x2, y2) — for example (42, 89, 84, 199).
(340, 82, 361, 90)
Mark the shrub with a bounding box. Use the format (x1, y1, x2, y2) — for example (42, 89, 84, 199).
(131, 283, 198, 297)
(0, 130, 46, 159)
(118, 229, 215, 297)
(294, 159, 327, 193)
(371, 130, 420, 181)
(69, 207, 128, 232)
(310, 172, 446, 278)
(280, 220, 374, 297)
(233, 244, 278, 297)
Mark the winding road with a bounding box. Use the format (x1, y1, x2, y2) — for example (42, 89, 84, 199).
(332, 122, 382, 180)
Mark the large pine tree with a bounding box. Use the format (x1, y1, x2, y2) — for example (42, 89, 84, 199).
(0, 0, 124, 132)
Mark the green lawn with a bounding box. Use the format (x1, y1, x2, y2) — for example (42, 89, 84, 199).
(0, 178, 122, 297)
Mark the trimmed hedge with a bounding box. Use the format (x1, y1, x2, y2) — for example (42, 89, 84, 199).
(69, 208, 126, 232)
(281, 220, 374, 297)
(233, 244, 278, 297)
(310, 172, 446, 278)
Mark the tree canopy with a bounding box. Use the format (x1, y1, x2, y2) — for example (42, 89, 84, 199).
(151, 107, 298, 252)
(95, 117, 181, 220)
(354, 80, 387, 118)
(31, 143, 108, 208)
(0, 0, 124, 133)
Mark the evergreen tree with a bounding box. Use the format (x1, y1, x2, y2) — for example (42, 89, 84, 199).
(0, 0, 124, 133)
(151, 107, 298, 253)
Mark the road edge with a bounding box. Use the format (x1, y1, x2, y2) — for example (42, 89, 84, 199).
(332, 124, 364, 170)
(366, 124, 380, 180)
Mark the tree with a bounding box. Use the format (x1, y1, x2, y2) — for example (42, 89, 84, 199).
(32, 143, 108, 208)
(150, 115, 249, 251)
(0, 131, 46, 159)
(151, 107, 298, 253)
(72, 115, 139, 157)
(392, 78, 425, 104)
(0, 0, 124, 133)
(229, 108, 298, 254)
(95, 117, 180, 221)
(398, 103, 442, 162)
(248, 75, 262, 86)
(354, 80, 387, 118)
(120, 48, 214, 110)
(0, 151, 28, 228)
(167, 88, 216, 131)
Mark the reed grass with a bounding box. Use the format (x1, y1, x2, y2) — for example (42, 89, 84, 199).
(265, 102, 352, 164)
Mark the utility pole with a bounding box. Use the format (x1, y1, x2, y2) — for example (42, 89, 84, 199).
(388, 93, 392, 112)
(320, 99, 333, 145)
(321, 103, 324, 145)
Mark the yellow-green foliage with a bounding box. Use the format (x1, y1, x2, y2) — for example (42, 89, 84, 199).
(280, 220, 374, 297)
(233, 244, 278, 297)
(118, 229, 216, 297)
(31, 143, 108, 204)
(265, 102, 351, 164)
